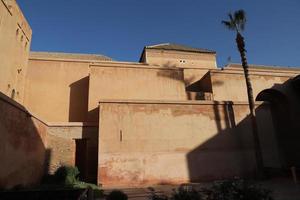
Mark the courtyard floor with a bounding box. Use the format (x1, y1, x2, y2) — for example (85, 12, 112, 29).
(102, 177, 300, 200)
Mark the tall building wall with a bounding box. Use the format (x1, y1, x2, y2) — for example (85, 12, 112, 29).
(0, 0, 32, 103)
(144, 49, 217, 69)
(210, 69, 293, 101)
(24, 58, 91, 122)
(25, 58, 195, 123)
(88, 64, 188, 122)
(98, 100, 279, 186)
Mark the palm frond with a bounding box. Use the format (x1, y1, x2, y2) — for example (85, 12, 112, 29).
(234, 10, 246, 31)
(234, 10, 246, 21)
(222, 20, 236, 30)
(228, 13, 235, 24)
(222, 9, 246, 32)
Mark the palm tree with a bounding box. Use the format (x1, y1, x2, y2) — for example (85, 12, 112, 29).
(222, 10, 264, 178)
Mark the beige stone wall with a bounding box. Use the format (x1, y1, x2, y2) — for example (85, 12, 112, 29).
(145, 49, 217, 69)
(88, 64, 188, 121)
(183, 68, 210, 85)
(211, 70, 293, 101)
(25, 59, 197, 123)
(24, 59, 90, 122)
(98, 100, 279, 186)
(0, 0, 32, 103)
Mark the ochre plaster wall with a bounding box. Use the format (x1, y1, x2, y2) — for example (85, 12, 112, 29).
(25, 59, 210, 123)
(183, 68, 210, 86)
(0, 0, 32, 103)
(88, 65, 188, 121)
(211, 71, 292, 101)
(98, 100, 278, 186)
(145, 49, 217, 69)
(24, 59, 90, 122)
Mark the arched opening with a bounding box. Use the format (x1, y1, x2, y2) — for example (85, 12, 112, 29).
(291, 75, 300, 93)
(256, 89, 291, 168)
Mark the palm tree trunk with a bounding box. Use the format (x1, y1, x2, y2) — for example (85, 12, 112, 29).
(236, 33, 264, 178)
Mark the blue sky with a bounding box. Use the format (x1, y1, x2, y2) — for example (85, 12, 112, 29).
(18, 0, 300, 67)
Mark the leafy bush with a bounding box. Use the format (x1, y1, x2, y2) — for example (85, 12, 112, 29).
(171, 185, 202, 200)
(208, 178, 273, 200)
(53, 165, 80, 185)
(40, 165, 103, 198)
(148, 179, 273, 200)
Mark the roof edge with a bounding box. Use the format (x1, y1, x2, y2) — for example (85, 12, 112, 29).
(29, 51, 113, 61)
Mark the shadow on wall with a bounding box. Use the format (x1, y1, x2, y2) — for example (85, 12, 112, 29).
(0, 92, 51, 189)
(157, 62, 201, 100)
(68, 76, 99, 183)
(187, 78, 300, 182)
(156, 62, 212, 100)
(69, 76, 89, 122)
(186, 102, 273, 182)
(256, 82, 300, 168)
(68, 75, 99, 122)
(75, 125, 99, 184)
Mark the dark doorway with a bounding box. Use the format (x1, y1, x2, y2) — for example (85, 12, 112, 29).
(75, 139, 88, 181)
(256, 89, 291, 168)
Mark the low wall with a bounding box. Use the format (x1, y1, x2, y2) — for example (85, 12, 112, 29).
(0, 93, 98, 188)
(47, 122, 98, 183)
(98, 100, 279, 186)
(0, 93, 47, 189)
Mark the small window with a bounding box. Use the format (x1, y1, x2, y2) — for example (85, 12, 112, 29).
(16, 28, 19, 36)
(21, 35, 24, 42)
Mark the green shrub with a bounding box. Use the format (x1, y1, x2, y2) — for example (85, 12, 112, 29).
(148, 179, 273, 200)
(208, 178, 273, 200)
(40, 165, 103, 197)
(53, 165, 80, 185)
(171, 185, 203, 200)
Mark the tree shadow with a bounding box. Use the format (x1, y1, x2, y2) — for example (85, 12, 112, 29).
(187, 77, 300, 182)
(156, 61, 213, 100)
(187, 103, 267, 181)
